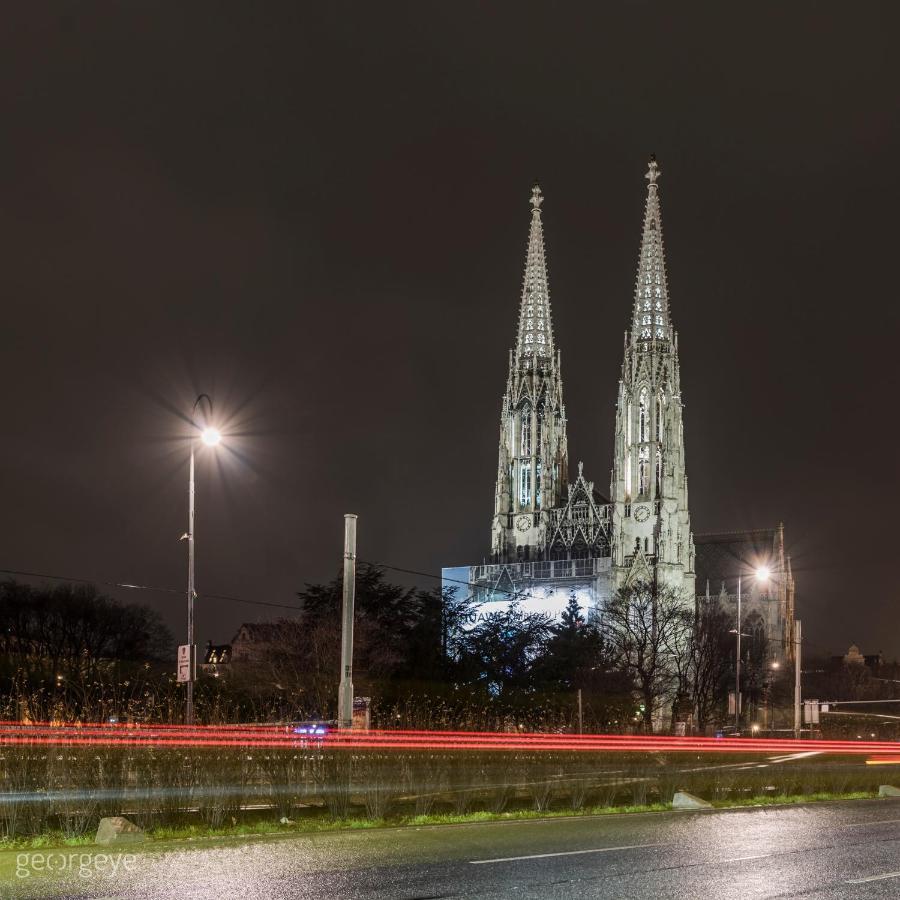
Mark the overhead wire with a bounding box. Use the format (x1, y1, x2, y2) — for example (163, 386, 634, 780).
(0, 567, 305, 613)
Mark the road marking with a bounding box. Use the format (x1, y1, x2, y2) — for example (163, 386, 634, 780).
(470, 843, 662, 864)
(724, 854, 768, 862)
(846, 870, 900, 884)
(838, 818, 900, 828)
(766, 751, 823, 763)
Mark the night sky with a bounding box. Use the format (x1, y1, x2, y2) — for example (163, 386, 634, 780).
(1, 4, 898, 659)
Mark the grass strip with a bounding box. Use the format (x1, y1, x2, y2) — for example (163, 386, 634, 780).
(0, 790, 882, 851)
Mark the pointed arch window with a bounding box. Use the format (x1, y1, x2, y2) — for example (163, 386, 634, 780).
(639, 388, 649, 443)
(656, 393, 664, 442)
(519, 464, 532, 508)
(655, 448, 662, 496)
(638, 445, 650, 497)
(520, 404, 532, 456)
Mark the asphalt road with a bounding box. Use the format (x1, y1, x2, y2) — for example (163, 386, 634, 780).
(5, 798, 900, 899)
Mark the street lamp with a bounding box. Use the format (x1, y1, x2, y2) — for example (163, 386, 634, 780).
(185, 393, 220, 726)
(733, 565, 770, 732)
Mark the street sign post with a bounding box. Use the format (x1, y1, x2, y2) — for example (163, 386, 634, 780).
(803, 699, 820, 725)
(177, 644, 195, 684)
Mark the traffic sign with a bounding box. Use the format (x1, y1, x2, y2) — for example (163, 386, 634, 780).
(177, 644, 195, 683)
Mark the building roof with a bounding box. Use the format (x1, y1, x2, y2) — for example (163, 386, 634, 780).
(694, 527, 782, 593)
(232, 622, 282, 644)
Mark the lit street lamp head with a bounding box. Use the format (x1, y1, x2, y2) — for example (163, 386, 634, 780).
(755, 565, 770, 582)
(201, 427, 221, 447)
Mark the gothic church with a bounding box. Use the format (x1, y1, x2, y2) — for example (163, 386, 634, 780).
(444, 158, 796, 661)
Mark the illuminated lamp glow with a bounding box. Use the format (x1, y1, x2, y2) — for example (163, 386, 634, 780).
(756, 566, 770, 582)
(201, 427, 221, 447)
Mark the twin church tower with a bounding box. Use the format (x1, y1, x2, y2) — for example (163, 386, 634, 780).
(473, 157, 695, 615)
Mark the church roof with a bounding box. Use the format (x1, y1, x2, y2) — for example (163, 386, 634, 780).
(516, 184, 554, 361)
(631, 156, 672, 345)
(694, 527, 784, 592)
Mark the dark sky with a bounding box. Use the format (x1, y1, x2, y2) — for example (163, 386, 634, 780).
(1, 4, 898, 659)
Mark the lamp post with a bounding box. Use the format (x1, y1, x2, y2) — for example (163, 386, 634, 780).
(185, 393, 220, 726)
(768, 660, 780, 731)
(732, 566, 770, 733)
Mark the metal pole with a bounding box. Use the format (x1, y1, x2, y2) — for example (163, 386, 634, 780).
(186, 440, 196, 726)
(577, 688, 583, 735)
(794, 619, 802, 739)
(338, 514, 357, 729)
(735, 574, 741, 732)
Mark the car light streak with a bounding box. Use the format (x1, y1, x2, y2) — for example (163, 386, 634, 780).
(0, 723, 898, 755)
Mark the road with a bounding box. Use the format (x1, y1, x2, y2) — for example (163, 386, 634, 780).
(4, 798, 900, 899)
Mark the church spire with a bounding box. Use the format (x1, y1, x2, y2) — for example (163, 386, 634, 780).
(631, 156, 672, 344)
(516, 184, 554, 361)
(492, 183, 568, 563)
(611, 156, 693, 600)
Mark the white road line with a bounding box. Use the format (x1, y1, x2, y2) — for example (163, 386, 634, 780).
(838, 818, 900, 828)
(470, 842, 663, 865)
(846, 870, 900, 884)
(766, 751, 823, 763)
(724, 854, 768, 862)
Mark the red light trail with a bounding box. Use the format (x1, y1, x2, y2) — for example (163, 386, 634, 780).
(0, 722, 897, 756)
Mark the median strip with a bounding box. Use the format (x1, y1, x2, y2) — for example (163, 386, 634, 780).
(470, 842, 663, 864)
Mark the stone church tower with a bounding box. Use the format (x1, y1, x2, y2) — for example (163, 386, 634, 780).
(610, 157, 695, 599)
(491, 185, 569, 563)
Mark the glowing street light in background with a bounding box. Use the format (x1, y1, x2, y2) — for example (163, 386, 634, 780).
(183, 394, 222, 727)
(734, 562, 773, 733)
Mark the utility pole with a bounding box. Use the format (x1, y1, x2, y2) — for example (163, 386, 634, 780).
(338, 514, 357, 730)
(793, 619, 802, 740)
(735, 573, 742, 732)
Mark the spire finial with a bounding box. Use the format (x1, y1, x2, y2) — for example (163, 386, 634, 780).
(530, 183, 544, 210)
(646, 155, 660, 185)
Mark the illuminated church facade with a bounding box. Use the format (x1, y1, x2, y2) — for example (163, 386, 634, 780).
(444, 159, 795, 661)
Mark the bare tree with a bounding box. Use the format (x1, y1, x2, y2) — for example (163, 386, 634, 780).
(602, 580, 693, 732)
(687, 598, 733, 732)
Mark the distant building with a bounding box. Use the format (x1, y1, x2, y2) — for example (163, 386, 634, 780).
(201, 640, 232, 676)
(831, 645, 884, 672)
(694, 526, 796, 662)
(230, 623, 281, 665)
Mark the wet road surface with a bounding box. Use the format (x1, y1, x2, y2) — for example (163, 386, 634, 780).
(4, 798, 900, 899)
